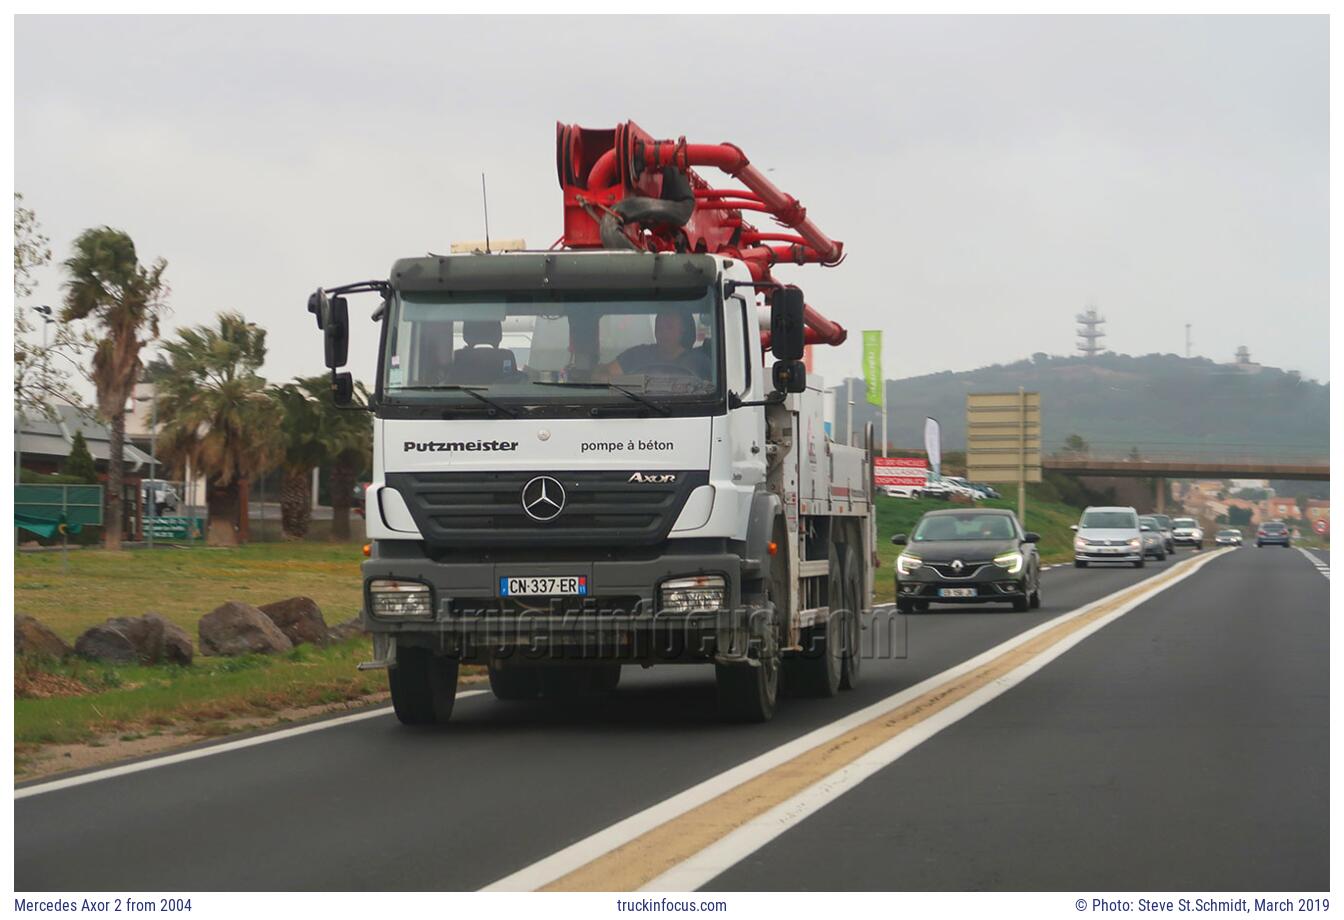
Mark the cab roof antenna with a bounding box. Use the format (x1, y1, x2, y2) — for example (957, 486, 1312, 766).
(481, 172, 491, 254)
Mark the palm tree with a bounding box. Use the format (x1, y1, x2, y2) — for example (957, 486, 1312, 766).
(272, 376, 328, 539)
(60, 228, 168, 549)
(323, 384, 372, 542)
(156, 312, 281, 546)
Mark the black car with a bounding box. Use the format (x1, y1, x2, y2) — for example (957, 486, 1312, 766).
(1256, 521, 1291, 547)
(892, 508, 1042, 613)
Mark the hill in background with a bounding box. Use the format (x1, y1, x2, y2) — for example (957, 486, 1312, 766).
(832, 352, 1329, 458)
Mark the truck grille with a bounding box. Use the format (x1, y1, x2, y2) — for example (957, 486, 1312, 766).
(384, 470, 708, 548)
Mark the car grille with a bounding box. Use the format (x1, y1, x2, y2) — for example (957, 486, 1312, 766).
(926, 561, 991, 578)
(384, 470, 708, 548)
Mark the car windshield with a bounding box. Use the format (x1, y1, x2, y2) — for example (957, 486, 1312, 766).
(1219, 530, 1240, 536)
(913, 513, 1017, 542)
(1139, 517, 1157, 528)
(1173, 518, 1197, 528)
(1080, 511, 1138, 529)
(1153, 515, 1171, 527)
(382, 288, 721, 408)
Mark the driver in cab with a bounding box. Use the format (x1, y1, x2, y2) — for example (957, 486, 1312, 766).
(596, 308, 709, 380)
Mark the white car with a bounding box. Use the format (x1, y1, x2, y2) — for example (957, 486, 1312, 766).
(1073, 506, 1145, 568)
(944, 477, 987, 501)
(882, 484, 924, 500)
(1171, 517, 1204, 549)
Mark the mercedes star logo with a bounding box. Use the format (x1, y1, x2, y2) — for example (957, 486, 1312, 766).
(521, 476, 566, 522)
(951, 559, 964, 572)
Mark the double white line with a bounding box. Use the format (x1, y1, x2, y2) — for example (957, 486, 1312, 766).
(485, 549, 1232, 892)
(1299, 547, 1331, 579)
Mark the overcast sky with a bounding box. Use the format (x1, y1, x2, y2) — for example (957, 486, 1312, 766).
(14, 14, 1329, 395)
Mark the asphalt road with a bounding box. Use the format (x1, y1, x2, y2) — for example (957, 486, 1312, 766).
(15, 545, 1329, 891)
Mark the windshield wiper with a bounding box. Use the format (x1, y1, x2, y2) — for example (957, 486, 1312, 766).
(530, 381, 672, 416)
(393, 385, 519, 418)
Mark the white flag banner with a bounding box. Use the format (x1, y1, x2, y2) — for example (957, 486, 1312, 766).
(924, 417, 942, 477)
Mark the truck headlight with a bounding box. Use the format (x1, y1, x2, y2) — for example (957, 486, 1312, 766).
(368, 579, 433, 619)
(660, 575, 726, 613)
(993, 550, 1024, 575)
(896, 553, 923, 576)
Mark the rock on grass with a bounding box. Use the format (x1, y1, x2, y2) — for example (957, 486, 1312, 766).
(199, 601, 293, 657)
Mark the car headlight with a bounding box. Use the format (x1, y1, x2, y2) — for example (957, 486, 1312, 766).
(1127, 537, 1141, 549)
(367, 579, 433, 619)
(1074, 537, 1089, 551)
(660, 575, 726, 613)
(896, 553, 923, 576)
(993, 550, 1024, 575)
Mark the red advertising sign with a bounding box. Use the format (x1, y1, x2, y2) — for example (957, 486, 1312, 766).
(875, 456, 929, 487)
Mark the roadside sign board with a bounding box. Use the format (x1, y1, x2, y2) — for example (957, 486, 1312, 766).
(147, 516, 205, 540)
(875, 457, 928, 488)
(1314, 519, 1329, 535)
(965, 391, 1042, 484)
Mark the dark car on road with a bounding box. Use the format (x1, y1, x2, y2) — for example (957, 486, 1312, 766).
(892, 508, 1042, 613)
(1256, 521, 1291, 548)
(1138, 516, 1169, 561)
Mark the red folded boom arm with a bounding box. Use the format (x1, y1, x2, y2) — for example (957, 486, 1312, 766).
(556, 120, 847, 348)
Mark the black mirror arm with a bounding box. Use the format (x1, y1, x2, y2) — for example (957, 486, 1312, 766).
(729, 390, 787, 409)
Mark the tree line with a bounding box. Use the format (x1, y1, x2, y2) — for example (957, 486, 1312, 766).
(14, 196, 370, 549)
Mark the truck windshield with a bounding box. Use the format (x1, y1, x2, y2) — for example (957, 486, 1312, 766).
(382, 289, 721, 410)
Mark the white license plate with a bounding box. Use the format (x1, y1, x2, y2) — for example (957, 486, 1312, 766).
(500, 576, 588, 597)
(938, 588, 977, 598)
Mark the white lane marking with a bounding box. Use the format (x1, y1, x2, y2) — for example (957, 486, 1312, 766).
(1298, 548, 1330, 579)
(640, 548, 1228, 890)
(483, 551, 1230, 892)
(15, 690, 491, 800)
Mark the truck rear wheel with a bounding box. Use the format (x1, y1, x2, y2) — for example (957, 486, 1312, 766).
(487, 662, 541, 701)
(389, 646, 458, 726)
(838, 541, 863, 690)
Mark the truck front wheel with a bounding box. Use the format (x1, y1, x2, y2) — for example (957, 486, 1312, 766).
(716, 653, 779, 722)
(389, 646, 459, 726)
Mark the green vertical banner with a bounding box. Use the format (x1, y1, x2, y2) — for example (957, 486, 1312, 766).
(862, 330, 883, 406)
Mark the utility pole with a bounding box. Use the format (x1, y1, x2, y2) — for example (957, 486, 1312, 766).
(1185, 324, 1192, 358)
(846, 378, 854, 448)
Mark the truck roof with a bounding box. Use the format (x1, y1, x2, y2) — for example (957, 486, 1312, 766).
(390, 251, 720, 295)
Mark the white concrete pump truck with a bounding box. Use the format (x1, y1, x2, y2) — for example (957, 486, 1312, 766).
(306, 120, 875, 723)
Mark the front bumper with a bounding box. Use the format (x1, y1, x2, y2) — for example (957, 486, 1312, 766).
(359, 544, 753, 662)
(1172, 535, 1202, 545)
(1074, 548, 1143, 563)
(895, 563, 1027, 604)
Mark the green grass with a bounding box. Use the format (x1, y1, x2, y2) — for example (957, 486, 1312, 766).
(15, 541, 366, 641)
(15, 640, 390, 746)
(872, 486, 1083, 603)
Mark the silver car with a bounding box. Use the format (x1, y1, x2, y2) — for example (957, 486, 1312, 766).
(1138, 516, 1169, 561)
(1073, 506, 1145, 568)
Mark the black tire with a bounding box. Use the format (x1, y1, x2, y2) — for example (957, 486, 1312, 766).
(1029, 580, 1042, 609)
(914, 600, 930, 613)
(716, 653, 779, 722)
(487, 661, 541, 701)
(838, 542, 863, 690)
(389, 646, 458, 726)
(896, 597, 914, 614)
(1257, 541, 1263, 547)
(1133, 558, 1145, 568)
(1075, 560, 1087, 569)
(1011, 594, 1029, 612)
(1157, 550, 1167, 561)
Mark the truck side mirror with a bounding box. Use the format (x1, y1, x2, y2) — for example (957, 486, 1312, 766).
(770, 286, 806, 361)
(331, 371, 354, 407)
(308, 288, 349, 369)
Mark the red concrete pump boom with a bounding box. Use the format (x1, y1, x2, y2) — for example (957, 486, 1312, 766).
(556, 120, 847, 348)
